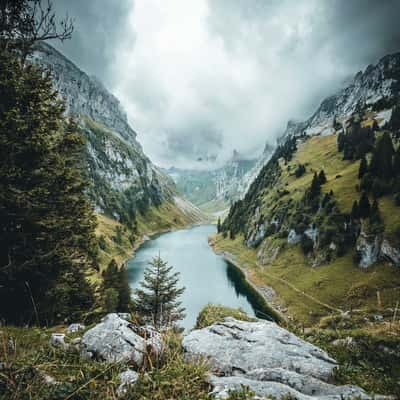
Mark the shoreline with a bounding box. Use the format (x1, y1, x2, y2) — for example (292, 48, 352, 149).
(124, 221, 212, 266)
(208, 238, 287, 323)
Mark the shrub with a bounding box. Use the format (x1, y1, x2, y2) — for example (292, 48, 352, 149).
(195, 304, 255, 329)
(300, 235, 314, 255)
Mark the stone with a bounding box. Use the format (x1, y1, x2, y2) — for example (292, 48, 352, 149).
(117, 369, 139, 396)
(287, 229, 301, 245)
(66, 323, 85, 334)
(332, 337, 356, 348)
(50, 333, 68, 350)
(380, 239, 400, 267)
(183, 318, 382, 399)
(81, 314, 163, 366)
(117, 313, 131, 321)
(356, 231, 381, 268)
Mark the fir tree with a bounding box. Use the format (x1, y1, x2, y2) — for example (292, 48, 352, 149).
(351, 201, 360, 220)
(318, 170, 327, 185)
(393, 148, 400, 176)
(309, 172, 321, 199)
(358, 156, 368, 179)
(102, 259, 132, 313)
(0, 52, 97, 325)
(217, 217, 221, 233)
(134, 256, 185, 328)
(358, 192, 371, 219)
(369, 132, 395, 178)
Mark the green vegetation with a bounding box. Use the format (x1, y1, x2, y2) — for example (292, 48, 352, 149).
(134, 256, 185, 328)
(304, 325, 400, 396)
(102, 259, 132, 313)
(0, 308, 259, 400)
(0, 41, 97, 325)
(195, 304, 256, 329)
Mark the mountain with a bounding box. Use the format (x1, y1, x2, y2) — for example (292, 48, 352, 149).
(279, 52, 400, 143)
(168, 146, 274, 214)
(31, 43, 202, 230)
(215, 52, 400, 327)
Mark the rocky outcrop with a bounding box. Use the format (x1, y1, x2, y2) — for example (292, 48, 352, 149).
(381, 238, 400, 267)
(356, 231, 381, 268)
(30, 43, 193, 223)
(279, 52, 400, 142)
(356, 230, 400, 268)
(81, 314, 163, 365)
(257, 239, 281, 265)
(183, 317, 380, 399)
(117, 369, 139, 396)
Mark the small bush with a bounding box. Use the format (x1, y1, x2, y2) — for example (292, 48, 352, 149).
(195, 304, 255, 329)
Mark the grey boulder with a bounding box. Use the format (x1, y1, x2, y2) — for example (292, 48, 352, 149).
(81, 313, 163, 366)
(183, 318, 381, 399)
(117, 369, 139, 396)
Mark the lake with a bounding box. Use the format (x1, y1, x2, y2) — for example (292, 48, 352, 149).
(127, 224, 273, 330)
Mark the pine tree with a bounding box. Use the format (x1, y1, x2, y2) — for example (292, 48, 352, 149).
(117, 265, 132, 312)
(359, 192, 371, 219)
(351, 201, 360, 220)
(309, 172, 321, 199)
(393, 148, 400, 176)
(217, 217, 221, 233)
(0, 52, 97, 325)
(102, 259, 132, 313)
(318, 170, 327, 185)
(370, 199, 383, 226)
(358, 156, 368, 179)
(134, 256, 185, 328)
(369, 132, 395, 178)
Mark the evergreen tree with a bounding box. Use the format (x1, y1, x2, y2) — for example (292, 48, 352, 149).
(0, 52, 97, 324)
(134, 256, 185, 328)
(309, 172, 321, 199)
(358, 192, 371, 219)
(117, 265, 132, 312)
(369, 132, 395, 178)
(358, 156, 368, 179)
(318, 170, 327, 185)
(217, 217, 221, 233)
(351, 201, 360, 220)
(370, 199, 383, 226)
(393, 148, 400, 176)
(0, 0, 73, 57)
(102, 259, 132, 313)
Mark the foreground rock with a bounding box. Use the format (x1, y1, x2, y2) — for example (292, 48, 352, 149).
(183, 318, 383, 399)
(81, 314, 163, 366)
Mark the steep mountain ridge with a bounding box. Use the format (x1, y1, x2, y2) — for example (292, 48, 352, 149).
(216, 51, 400, 326)
(31, 42, 202, 228)
(279, 52, 400, 143)
(169, 145, 274, 214)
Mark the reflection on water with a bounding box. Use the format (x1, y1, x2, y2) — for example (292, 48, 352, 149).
(128, 225, 274, 330)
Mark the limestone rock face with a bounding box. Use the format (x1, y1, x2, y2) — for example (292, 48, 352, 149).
(380, 239, 400, 267)
(117, 369, 139, 396)
(183, 318, 380, 399)
(81, 314, 163, 366)
(356, 231, 381, 268)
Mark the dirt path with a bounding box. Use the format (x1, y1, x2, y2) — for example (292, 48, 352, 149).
(214, 247, 343, 315)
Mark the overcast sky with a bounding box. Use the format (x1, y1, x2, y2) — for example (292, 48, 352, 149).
(53, 0, 400, 169)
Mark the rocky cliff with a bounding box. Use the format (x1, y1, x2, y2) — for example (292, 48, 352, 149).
(168, 146, 274, 213)
(31, 43, 198, 226)
(279, 52, 400, 143)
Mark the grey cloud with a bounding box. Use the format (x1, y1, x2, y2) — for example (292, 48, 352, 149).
(52, 0, 133, 87)
(49, 1, 400, 169)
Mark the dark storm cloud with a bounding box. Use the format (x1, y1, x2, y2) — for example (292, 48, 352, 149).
(51, 0, 133, 86)
(50, 1, 400, 169)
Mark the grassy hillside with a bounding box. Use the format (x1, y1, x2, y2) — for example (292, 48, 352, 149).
(96, 198, 205, 273)
(216, 127, 400, 326)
